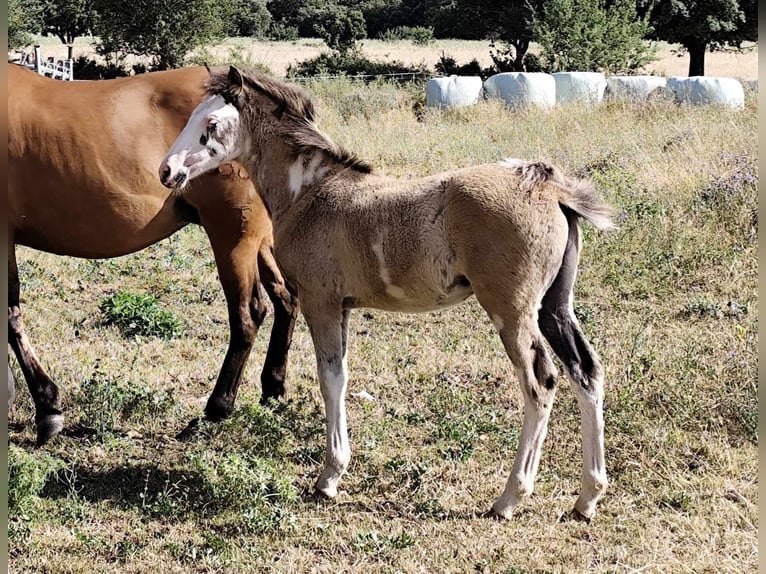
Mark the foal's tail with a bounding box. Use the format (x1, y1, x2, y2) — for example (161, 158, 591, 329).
(555, 177, 615, 232)
(537, 167, 612, 389)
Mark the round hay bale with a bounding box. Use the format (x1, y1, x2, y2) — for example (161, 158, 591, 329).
(483, 72, 556, 109)
(666, 76, 745, 109)
(553, 72, 607, 104)
(425, 76, 484, 109)
(605, 75, 668, 101)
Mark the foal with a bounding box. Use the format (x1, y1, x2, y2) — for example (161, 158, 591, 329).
(160, 67, 613, 520)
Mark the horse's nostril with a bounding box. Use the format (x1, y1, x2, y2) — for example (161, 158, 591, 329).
(161, 165, 171, 182)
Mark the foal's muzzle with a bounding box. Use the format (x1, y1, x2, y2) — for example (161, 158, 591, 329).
(159, 160, 187, 189)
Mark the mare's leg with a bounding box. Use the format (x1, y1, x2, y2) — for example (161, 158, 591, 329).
(256, 244, 299, 403)
(8, 243, 64, 445)
(538, 234, 607, 520)
(199, 214, 267, 422)
(303, 302, 351, 498)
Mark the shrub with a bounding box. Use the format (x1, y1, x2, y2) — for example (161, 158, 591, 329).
(77, 366, 178, 438)
(186, 45, 273, 76)
(99, 291, 181, 339)
(72, 55, 131, 80)
(533, 0, 656, 74)
(379, 26, 435, 45)
(9, 445, 64, 518)
(287, 51, 427, 81)
(187, 451, 298, 534)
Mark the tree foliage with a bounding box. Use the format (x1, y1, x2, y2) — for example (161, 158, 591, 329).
(229, 0, 273, 38)
(533, 0, 656, 74)
(643, 0, 757, 75)
(40, 0, 96, 44)
(308, 3, 367, 55)
(92, 0, 235, 70)
(8, 0, 43, 49)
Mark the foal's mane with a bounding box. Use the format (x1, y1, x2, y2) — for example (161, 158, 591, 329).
(206, 68, 372, 174)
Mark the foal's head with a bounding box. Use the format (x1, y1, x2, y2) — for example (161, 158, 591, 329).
(159, 66, 318, 189)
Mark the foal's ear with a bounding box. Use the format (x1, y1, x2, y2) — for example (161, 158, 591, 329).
(204, 62, 212, 76)
(227, 65, 246, 98)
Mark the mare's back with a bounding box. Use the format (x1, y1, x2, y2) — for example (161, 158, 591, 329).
(7, 66, 230, 256)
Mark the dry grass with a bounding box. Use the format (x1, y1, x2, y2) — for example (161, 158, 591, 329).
(20, 36, 758, 80)
(8, 76, 757, 573)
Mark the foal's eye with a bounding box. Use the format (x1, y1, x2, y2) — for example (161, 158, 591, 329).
(207, 121, 218, 134)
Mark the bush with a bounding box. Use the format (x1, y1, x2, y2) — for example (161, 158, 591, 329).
(267, 22, 300, 41)
(72, 55, 131, 80)
(379, 26, 435, 45)
(186, 45, 273, 75)
(533, 0, 656, 74)
(9, 445, 63, 518)
(77, 366, 177, 438)
(287, 51, 428, 81)
(99, 291, 181, 339)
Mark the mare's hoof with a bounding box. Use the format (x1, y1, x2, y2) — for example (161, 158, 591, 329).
(176, 418, 205, 442)
(36, 412, 64, 446)
(259, 388, 287, 406)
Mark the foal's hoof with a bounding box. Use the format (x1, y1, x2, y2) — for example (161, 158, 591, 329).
(559, 507, 593, 524)
(314, 484, 338, 499)
(481, 508, 509, 521)
(35, 412, 64, 446)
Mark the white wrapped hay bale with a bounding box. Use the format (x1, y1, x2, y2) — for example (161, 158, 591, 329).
(605, 75, 668, 101)
(666, 76, 745, 108)
(553, 72, 607, 104)
(483, 72, 556, 109)
(425, 76, 484, 109)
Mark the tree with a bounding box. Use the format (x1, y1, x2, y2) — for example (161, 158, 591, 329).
(40, 0, 96, 44)
(8, 0, 43, 49)
(230, 0, 273, 38)
(643, 0, 757, 76)
(533, 0, 656, 74)
(451, 0, 543, 71)
(307, 3, 366, 55)
(92, 0, 236, 70)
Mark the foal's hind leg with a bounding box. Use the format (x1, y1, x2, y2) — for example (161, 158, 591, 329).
(539, 286, 607, 520)
(8, 243, 64, 445)
(475, 291, 559, 519)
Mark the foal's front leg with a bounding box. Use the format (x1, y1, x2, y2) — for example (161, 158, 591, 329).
(304, 305, 351, 498)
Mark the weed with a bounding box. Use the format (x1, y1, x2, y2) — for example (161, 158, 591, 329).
(8, 446, 63, 519)
(99, 291, 181, 339)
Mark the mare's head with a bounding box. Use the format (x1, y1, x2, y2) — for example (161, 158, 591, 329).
(159, 65, 318, 189)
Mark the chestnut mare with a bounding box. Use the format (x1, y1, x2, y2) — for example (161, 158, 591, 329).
(8, 65, 298, 445)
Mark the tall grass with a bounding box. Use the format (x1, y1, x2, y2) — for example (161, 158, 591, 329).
(8, 84, 757, 573)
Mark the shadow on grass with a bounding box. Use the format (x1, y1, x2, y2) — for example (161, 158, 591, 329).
(40, 462, 210, 518)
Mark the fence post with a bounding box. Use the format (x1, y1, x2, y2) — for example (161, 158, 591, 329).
(67, 45, 74, 80)
(33, 45, 41, 74)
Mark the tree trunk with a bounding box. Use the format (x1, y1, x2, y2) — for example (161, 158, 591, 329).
(685, 37, 707, 76)
(512, 39, 530, 72)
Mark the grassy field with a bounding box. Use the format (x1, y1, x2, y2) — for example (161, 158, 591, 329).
(8, 76, 757, 572)
(20, 36, 759, 80)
